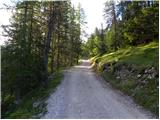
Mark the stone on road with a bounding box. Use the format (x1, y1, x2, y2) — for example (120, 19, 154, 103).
(42, 60, 153, 119)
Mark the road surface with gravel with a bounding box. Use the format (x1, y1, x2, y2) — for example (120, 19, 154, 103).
(42, 60, 153, 119)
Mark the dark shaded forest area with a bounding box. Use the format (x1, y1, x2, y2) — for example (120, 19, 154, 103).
(1, 1, 84, 118)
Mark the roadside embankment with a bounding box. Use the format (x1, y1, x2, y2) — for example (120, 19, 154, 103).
(91, 42, 159, 117)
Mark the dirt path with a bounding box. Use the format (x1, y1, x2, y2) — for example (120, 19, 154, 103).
(42, 60, 153, 119)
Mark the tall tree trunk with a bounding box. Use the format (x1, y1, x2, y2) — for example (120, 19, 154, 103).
(56, 32, 60, 70)
(43, 2, 55, 85)
(112, 2, 117, 51)
(51, 37, 54, 73)
(15, 1, 28, 103)
(69, 36, 73, 66)
(28, 3, 33, 56)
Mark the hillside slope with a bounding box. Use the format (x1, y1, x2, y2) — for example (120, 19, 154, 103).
(91, 42, 159, 117)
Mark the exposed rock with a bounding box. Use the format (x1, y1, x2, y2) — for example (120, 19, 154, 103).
(147, 75, 152, 79)
(142, 74, 148, 79)
(137, 74, 141, 78)
(144, 70, 148, 74)
(116, 76, 120, 79)
(103, 62, 158, 87)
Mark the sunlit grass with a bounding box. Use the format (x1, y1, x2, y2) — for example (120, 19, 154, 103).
(92, 41, 159, 117)
(92, 42, 158, 70)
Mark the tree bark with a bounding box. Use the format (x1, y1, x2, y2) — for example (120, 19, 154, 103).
(43, 2, 55, 85)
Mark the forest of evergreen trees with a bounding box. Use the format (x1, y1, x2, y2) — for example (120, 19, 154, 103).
(82, 1, 159, 57)
(81, 0, 159, 116)
(1, 0, 159, 118)
(1, 1, 84, 117)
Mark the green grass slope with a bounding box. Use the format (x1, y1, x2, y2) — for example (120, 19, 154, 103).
(91, 42, 159, 117)
(92, 42, 158, 70)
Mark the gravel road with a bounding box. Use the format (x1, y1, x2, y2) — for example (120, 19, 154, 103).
(42, 60, 153, 119)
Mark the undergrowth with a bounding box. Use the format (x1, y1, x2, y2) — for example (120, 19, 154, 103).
(4, 72, 63, 119)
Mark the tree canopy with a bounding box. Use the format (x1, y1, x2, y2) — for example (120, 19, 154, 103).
(1, 1, 85, 118)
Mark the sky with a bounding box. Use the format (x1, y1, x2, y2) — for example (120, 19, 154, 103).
(71, 0, 106, 36)
(0, 0, 13, 45)
(0, 0, 107, 45)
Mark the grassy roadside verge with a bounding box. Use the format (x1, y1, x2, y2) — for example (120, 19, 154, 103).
(5, 71, 63, 119)
(101, 71, 158, 117)
(91, 42, 159, 117)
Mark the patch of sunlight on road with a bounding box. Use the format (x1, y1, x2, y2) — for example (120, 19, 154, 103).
(74, 59, 94, 69)
(74, 65, 92, 69)
(80, 59, 90, 62)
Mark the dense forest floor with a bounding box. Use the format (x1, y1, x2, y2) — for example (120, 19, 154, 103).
(91, 42, 159, 117)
